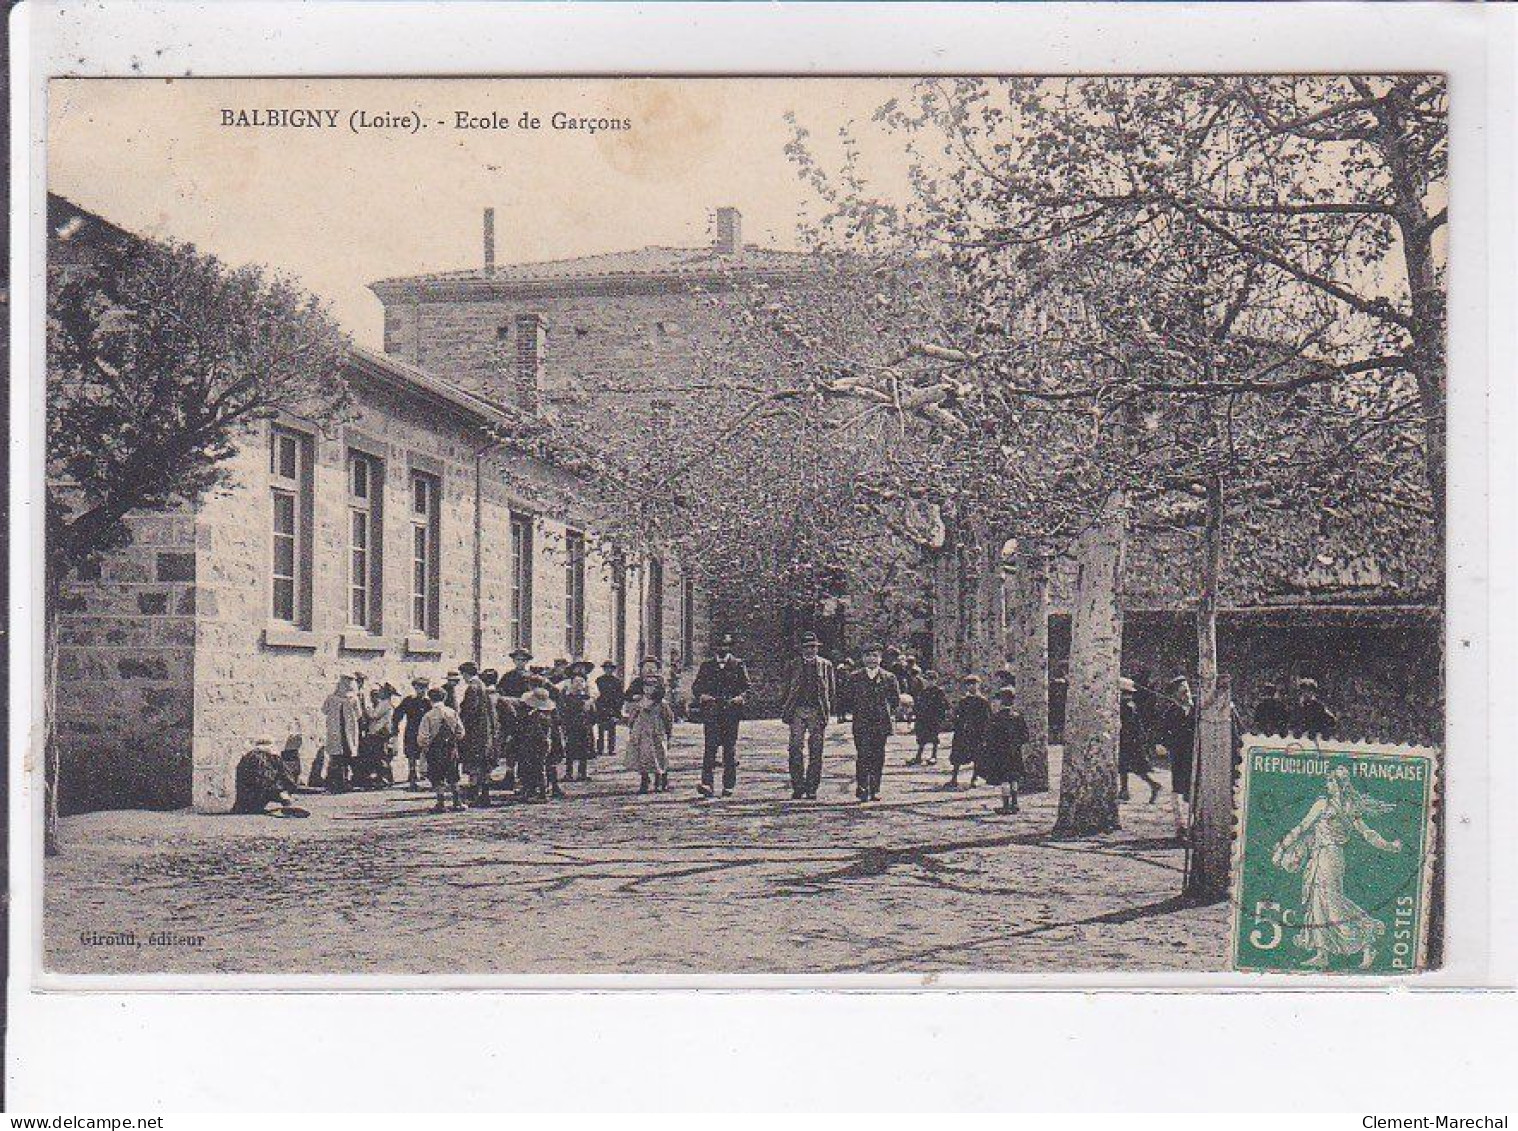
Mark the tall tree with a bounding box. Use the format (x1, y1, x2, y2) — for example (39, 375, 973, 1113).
(47, 231, 349, 850)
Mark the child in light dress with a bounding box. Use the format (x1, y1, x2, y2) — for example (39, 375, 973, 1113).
(622, 680, 674, 794)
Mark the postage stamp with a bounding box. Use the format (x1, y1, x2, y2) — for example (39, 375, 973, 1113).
(1231, 738, 1439, 975)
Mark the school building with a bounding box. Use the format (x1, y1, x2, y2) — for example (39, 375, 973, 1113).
(50, 196, 708, 813)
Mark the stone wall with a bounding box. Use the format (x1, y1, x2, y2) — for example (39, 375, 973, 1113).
(55, 510, 198, 812)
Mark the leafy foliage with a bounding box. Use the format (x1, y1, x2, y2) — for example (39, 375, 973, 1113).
(47, 236, 351, 580)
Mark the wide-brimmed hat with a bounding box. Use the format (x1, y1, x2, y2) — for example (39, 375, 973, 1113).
(570, 660, 595, 675)
(798, 632, 820, 647)
(410, 676, 430, 689)
(523, 687, 556, 712)
(458, 661, 479, 676)
(444, 670, 460, 681)
(253, 736, 276, 748)
(509, 647, 533, 661)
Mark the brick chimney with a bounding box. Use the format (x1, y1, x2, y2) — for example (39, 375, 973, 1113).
(714, 207, 741, 255)
(514, 313, 545, 413)
(483, 208, 496, 276)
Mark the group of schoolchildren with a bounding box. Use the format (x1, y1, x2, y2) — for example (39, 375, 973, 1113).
(898, 668, 1031, 815)
(292, 649, 679, 815)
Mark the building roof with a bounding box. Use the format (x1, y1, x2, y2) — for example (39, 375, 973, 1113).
(346, 344, 528, 431)
(369, 244, 827, 301)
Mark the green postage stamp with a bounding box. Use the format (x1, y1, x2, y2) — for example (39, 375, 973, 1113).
(1231, 738, 1439, 975)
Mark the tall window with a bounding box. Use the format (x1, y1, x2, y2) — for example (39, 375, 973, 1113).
(269, 426, 312, 625)
(564, 530, 586, 657)
(410, 471, 441, 637)
(646, 556, 664, 658)
(681, 576, 696, 663)
(611, 553, 628, 672)
(510, 512, 535, 651)
(348, 451, 383, 631)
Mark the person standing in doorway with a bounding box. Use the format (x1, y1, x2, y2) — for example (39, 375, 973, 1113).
(780, 631, 836, 801)
(1253, 680, 1293, 737)
(848, 644, 902, 803)
(691, 632, 750, 798)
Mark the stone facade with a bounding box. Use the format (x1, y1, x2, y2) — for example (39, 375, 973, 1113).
(56, 345, 700, 813)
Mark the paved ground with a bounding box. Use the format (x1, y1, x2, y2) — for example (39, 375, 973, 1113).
(45, 720, 1230, 975)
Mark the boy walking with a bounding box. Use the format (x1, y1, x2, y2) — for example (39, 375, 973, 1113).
(418, 688, 466, 813)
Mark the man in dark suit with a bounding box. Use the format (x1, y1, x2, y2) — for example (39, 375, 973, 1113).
(456, 661, 498, 808)
(779, 631, 837, 800)
(691, 632, 751, 797)
(849, 643, 902, 802)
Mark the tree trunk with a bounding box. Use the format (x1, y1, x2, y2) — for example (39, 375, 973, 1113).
(1054, 493, 1127, 837)
(976, 534, 1007, 676)
(1012, 548, 1051, 794)
(1186, 675, 1234, 903)
(1185, 476, 1229, 897)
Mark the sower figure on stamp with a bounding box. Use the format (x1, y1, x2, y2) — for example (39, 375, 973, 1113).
(780, 631, 836, 801)
(691, 632, 750, 798)
(848, 643, 901, 803)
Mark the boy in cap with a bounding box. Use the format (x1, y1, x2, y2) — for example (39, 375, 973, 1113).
(594, 660, 626, 759)
(393, 677, 433, 789)
(947, 675, 990, 789)
(514, 686, 559, 802)
(418, 687, 466, 813)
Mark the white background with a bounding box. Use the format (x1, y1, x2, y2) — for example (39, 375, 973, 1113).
(9, 0, 1517, 1111)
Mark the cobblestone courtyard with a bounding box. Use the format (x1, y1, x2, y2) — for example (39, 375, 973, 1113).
(45, 721, 1230, 975)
